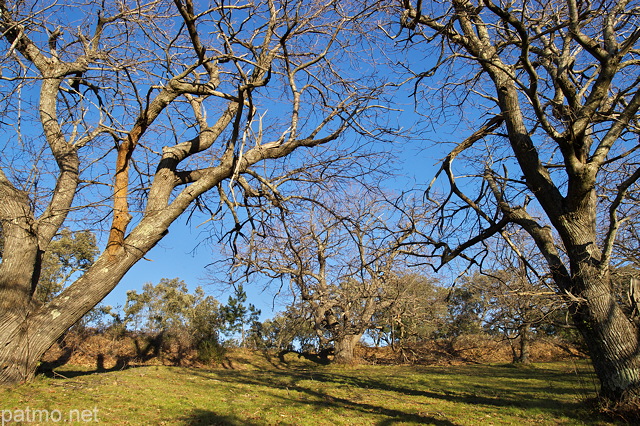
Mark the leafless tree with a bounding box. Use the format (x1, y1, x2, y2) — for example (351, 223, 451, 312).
(227, 189, 414, 364)
(0, 0, 384, 384)
(397, 0, 640, 406)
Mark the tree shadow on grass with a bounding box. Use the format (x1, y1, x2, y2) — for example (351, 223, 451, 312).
(183, 364, 603, 425)
(177, 409, 262, 425)
(35, 355, 603, 424)
(297, 367, 590, 413)
(179, 369, 456, 425)
(37, 354, 134, 379)
(180, 399, 454, 426)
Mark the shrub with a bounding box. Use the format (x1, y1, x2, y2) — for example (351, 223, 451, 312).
(197, 340, 227, 365)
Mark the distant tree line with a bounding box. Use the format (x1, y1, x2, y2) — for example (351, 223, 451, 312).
(91, 279, 260, 364)
(41, 227, 582, 366)
(72, 270, 581, 367)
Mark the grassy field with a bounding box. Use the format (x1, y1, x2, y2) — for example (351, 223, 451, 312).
(0, 351, 615, 425)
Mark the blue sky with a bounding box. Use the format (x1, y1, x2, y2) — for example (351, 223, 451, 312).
(102, 217, 299, 320)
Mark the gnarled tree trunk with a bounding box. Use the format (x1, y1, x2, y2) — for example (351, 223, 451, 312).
(333, 334, 362, 365)
(517, 324, 531, 365)
(511, 323, 531, 365)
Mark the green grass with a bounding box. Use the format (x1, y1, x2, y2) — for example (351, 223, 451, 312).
(0, 353, 613, 425)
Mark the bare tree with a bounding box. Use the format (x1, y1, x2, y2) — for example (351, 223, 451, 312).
(398, 0, 640, 406)
(227, 189, 412, 364)
(0, 0, 382, 384)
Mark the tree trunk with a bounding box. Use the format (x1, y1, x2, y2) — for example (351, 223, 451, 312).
(558, 216, 640, 404)
(0, 215, 167, 385)
(0, 313, 40, 384)
(571, 278, 640, 404)
(507, 334, 518, 363)
(333, 334, 361, 364)
(515, 324, 531, 364)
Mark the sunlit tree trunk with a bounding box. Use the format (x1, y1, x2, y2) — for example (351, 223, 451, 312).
(333, 334, 362, 365)
(572, 272, 640, 403)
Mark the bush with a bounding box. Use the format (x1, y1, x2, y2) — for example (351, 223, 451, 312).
(197, 340, 227, 365)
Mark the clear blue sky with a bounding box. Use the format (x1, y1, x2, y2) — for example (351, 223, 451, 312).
(101, 218, 298, 320)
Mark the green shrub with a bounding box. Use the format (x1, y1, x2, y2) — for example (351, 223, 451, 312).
(196, 340, 226, 364)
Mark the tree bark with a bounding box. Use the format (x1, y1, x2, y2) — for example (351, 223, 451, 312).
(0, 313, 39, 384)
(571, 274, 640, 404)
(515, 324, 531, 364)
(333, 334, 361, 365)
